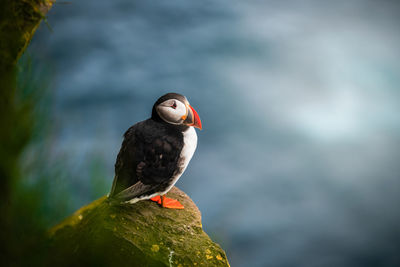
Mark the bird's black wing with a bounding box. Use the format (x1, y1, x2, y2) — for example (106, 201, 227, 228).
(109, 120, 183, 201)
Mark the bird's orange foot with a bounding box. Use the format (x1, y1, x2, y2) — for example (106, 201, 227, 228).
(150, 195, 184, 209)
(162, 197, 184, 209)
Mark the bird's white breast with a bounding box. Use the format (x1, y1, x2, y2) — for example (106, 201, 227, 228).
(160, 127, 197, 195)
(180, 127, 198, 169)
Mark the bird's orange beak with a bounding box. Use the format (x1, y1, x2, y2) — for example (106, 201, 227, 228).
(182, 104, 202, 130)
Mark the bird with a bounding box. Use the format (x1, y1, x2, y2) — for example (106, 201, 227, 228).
(108, 93, 202, 209)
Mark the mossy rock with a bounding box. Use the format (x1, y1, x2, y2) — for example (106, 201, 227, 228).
(47, 187, 229, 267)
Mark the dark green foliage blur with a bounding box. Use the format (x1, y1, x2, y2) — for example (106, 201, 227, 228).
(1, 54, 56, 266)
(0, 54, 110, 266)
(15, 54, 71, 228)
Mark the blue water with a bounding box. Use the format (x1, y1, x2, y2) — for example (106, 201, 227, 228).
(30, 1, 400, 266)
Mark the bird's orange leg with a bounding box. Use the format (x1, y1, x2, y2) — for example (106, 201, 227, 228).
(150, 195, 161, 204)
(150, 195, 184, 209)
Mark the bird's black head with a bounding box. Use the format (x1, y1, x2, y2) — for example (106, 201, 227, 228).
(151, 93, 202, 130)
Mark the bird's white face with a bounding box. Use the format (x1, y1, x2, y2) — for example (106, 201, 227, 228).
(156, 98, 202, 129)
(156, 98, 188, 125)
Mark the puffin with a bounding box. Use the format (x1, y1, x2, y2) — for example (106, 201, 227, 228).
(108, 93, 202, 209)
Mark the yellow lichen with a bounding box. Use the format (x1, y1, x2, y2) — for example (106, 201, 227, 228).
(216, 254, 223, 261)
(206, 255, 213, 260)
(151, 244, 160, 252)
(205, 249, 211, 254)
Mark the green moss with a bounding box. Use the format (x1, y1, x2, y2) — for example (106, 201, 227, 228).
(48, 187, 230, 267)
(0, 0, 52, 68)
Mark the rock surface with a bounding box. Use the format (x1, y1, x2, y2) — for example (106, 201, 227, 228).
(47, 187, 230, 267)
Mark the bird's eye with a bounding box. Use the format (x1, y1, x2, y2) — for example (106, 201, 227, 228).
(171, 101, 177, 109)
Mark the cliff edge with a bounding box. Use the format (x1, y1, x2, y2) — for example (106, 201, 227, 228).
(47, 187, 230, 267)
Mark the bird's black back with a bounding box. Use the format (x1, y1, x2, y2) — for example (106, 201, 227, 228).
(110, 118, 185, 198)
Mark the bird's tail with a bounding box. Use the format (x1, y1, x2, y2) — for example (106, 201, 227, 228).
(108, 176, 118, 198)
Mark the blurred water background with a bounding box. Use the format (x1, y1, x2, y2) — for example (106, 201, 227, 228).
(26, 0, 400, 266)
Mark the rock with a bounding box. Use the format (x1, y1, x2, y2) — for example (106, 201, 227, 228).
(47, 187, 230, 267)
